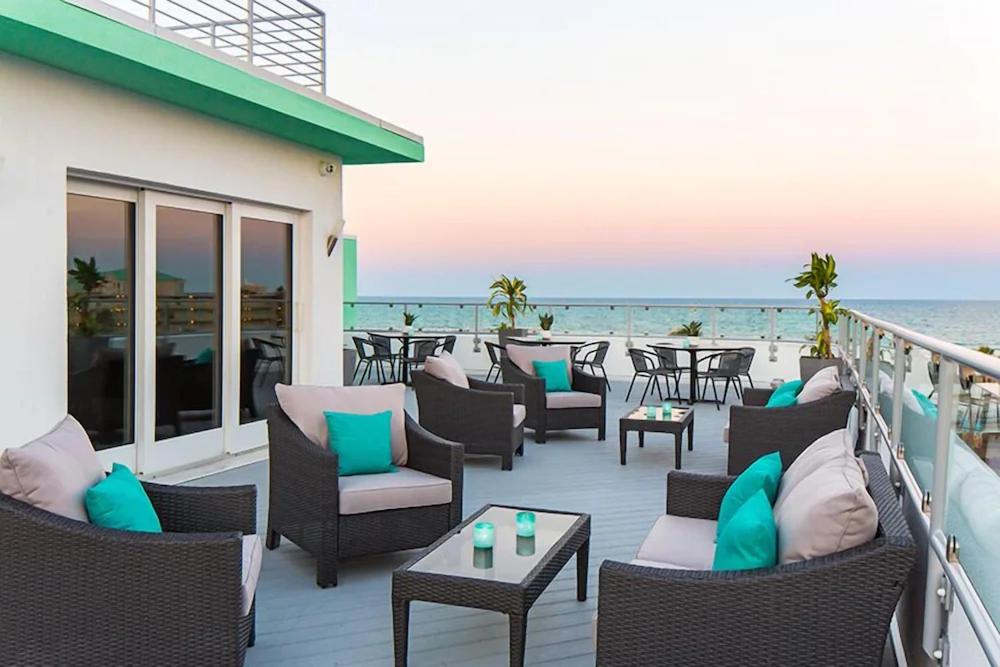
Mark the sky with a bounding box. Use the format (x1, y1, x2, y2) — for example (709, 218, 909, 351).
(315, 0, 1000, 299)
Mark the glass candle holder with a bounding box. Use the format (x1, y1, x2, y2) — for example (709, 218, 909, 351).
(515, 511, 536, 538)
(661, 402, 673, 415)
(472, 521, 495, 549)
(645, 405, 657, 419)
(473, 546, 494, 569)
(516, 535, 536, 557)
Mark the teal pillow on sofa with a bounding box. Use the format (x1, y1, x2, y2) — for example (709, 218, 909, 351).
(765, 379, 803, 408)
(716, 451, 782, 537)
(85, 463, 162, 533)
(532, 359, 572, 392)
(713, 488, 778, 571)
(324, 410, 397, 476)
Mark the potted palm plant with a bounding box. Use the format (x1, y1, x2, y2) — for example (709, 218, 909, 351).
(488, 275, 532, 346)
(67, 256, 111, 372)
(670, 321, 703, 348)
(538, 312, 554, 340)
(789, 252, 845, 381)
(402, 310, 418, 334)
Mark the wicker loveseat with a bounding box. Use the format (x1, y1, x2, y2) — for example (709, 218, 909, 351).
(596, 452, 915, 666)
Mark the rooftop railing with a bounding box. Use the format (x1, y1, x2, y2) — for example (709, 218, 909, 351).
(107, 0, 326, 91)
(842, 310, 1000, 666)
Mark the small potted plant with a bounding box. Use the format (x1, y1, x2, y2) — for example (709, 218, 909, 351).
(671, 321, 703, 347)
(538, 312, 554, 340)
(789, 252, 844, 381)
(402, 310, 418, 333)
(488, 274, 533, 345)
(976, 345, 995, 356)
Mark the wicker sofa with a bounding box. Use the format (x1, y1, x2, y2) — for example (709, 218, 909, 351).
(596, 452, 915, 666)
(412, 369, 526, 470)
(0, 479, 259, 666)
(501, 344, 607, 443)
(266, 401, 463, 587)
(727, 387, 855, 474)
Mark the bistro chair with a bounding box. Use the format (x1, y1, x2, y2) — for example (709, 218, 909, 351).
(626, 348, 674, 403)
(736, 346, 756, 389)
(368, 333, 398, 382)
(251, 337, 286, 387)
(572, 341, 611, 390)
(651, 346, 686, 400)
(399, 337, 442, 378)
(350, 336, 381, 385)
(442, 335, 457, 354)
(698, 350, 744, 410)
(484, 341, 505, 383)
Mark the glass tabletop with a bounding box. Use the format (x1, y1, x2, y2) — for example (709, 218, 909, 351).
(408, 506, 582, 584)
(624, 406, 690, 422)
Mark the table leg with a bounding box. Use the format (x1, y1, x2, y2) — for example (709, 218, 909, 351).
(688, 417, 694, 451)
(638, 431, 645, 448)
(674, 431, 682, 469)
(400, 335, 410, 384)
(509, 613, 527, 667)
(689, 350, 698, 403)
(577, 538, 590, 601)
(392, 597, 410, 666)
(619, 424, 628, 465)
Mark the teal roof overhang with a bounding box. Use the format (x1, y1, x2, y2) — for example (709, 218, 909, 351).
(0, 0, 424, 165)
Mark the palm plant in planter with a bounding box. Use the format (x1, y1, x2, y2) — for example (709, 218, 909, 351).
(538, 312, 555, 340)
(402, 310, 418, 333)
(670, 320, 703, 347)
(789, 252, 844, 381)
(488, 275, 532, 345)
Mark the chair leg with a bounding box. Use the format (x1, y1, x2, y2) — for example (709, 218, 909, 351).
(654, 376, 664, 400)
(535, 427, 547, 444)
(265, 528, 281, 550)
(640, 375, 654, 404)
(711, 378, 721, 410)
(601, 365, 611, 391)
(502, 452, 513, 471)
(317, 557, 339, 588)
(722, 378, 731, 404)
(747, 374, 755, 389)
(626, 373, 639, 401)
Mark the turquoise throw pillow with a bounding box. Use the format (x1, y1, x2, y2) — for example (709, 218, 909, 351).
(716, 451, 782, 537)
(912, 390, 938, 418)
(324, 410, 397, 476)
(532, 359, 572, 392)
(85, 463, 162, 533)
(713, 489, 778, 571)
(194, 347, 214, 364)
(765, 380, 803, 408)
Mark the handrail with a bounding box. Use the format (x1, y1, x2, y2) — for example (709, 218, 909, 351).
(347, 300, 815, 311)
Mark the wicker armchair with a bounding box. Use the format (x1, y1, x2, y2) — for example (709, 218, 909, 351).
(0, 481, 258, 666)
(501, 355, 606, 443)
(265, 404, 463, 588)
(728, 388, 856, 474)
(596, 453, 916, 666)
(412, 370, 526, 470)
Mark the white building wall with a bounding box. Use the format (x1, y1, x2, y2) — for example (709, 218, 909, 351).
(0, 53, 346, 448)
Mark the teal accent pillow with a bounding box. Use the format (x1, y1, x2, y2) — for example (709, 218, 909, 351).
(713, 489, 778, 571)
(532, 359, 572, 392)
(716, 451, 782, 537)
(85, 463, 162, 533)
(324, 410, 397, 476)
(194, 347, 214, 364)
(765, 380, 803, 408)
(912, 390, 938, 418)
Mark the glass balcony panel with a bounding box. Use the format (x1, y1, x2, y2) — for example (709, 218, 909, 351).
(774, 307, 815, 342)
(898, 346, 940, 493)
(716, 307, 768, 341)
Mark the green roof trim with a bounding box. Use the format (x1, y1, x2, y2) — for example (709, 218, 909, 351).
(0, 0, 424, 165)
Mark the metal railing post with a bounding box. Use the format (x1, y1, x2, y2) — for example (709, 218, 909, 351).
(247, 0, 255, 65)
(867, 329, 881, 451)
(768, 308, 778, 362)
(319, 11, 327, 93)
(472, 305, 481, 353)
(148, 0, 156, 22)
(625, 306, 633, 349)
(709, 307, 718, 343)
(891, 337, 906, 452)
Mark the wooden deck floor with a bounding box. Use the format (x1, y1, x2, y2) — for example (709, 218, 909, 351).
(193, 380, 736, 666)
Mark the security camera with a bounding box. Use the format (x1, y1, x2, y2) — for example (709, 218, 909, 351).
(319, 161, 337, 177)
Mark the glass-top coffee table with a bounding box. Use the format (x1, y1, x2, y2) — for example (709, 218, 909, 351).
(619, 404, 694, 467)
(392, 504, 590, 667)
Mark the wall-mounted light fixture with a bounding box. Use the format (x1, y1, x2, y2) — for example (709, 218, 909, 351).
(326, 218, 346, 257)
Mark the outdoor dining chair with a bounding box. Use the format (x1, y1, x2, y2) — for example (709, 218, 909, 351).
(484, 341, 505, 383)
(698, 350, 745, 410)
(351, 336, 382, 384)
(736, 346, 756, 389)
(251, 337, 286, 386)
(368, 333, 398, 382)
(651, 346, 686, 400)
(572, 341, 611, 390)
(400, 337, 442, 378)
(626, 348, 675, 403)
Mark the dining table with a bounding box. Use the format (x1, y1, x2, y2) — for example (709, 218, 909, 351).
(505, 336, 588, 348)
(648, 343, 744, 404)
(367, 331, 441, 385)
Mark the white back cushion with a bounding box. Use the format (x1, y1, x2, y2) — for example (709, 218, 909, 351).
(275, 383, 408, 465)
(506, 344, 573, 378)
(773, 428, 853, 514)
(774, 455, 877, 563)
(424, 351, 470, 388)
(797, 365, 841, 404)
(0, 415, 105, 521)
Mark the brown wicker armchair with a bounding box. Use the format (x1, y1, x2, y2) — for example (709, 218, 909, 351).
(412, 370, 525, 470)
(265, 404, 463, 588)
(0, 481, 258, 666)
(727, 388, 856, 474)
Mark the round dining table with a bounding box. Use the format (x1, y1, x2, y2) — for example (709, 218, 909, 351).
(648, 343, 745, 404)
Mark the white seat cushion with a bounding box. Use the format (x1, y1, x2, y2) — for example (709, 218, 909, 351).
(629, 558, 685, 569)
(796, 365, 841, 404)
(506, 344, 574, 379)
(774, 456, 877, 563)
(635, 514, 717, 570)
(424, 352, 470, 389)
(241, 534, 263, 616)
(513, 404, 526, 427)
(773, 428, 853, 514)
(546, 391, 602, 409)
(338, 467, 452, 515)
(275, 383, 409, 465)
(722, 422, 730, 444)
(0, 415, 105, 522)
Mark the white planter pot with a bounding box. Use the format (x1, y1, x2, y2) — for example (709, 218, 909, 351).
(541, 330, 552, 340)
(402, 325, 411, 334)
(688, 336, 701, 347)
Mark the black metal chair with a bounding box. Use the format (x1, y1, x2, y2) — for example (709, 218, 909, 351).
(651, 346, 686, 400)
(626, 348, 674, 403)
(351, 336, 381, 385)
(442, 335, 457, 354)
(698, 350, 744, 410)
(368, 333, 398, 382)
(251, 337, 285, 387)
(400, 337, 441, 378)
(573, 341, 611, 390)
(736, 347, 755, 389)
(484, 341, 505, 383)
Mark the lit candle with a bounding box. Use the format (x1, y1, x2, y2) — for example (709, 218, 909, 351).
(515, 511, 536, 538)
(662, 402, 673, 416)
(645, 406, 657, 419)
(472, 521, 495, 549)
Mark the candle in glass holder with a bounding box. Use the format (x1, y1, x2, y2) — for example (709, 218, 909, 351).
(472, 521, 495, 549)
(662, 402, 673, 417)
(645, 405, 657, 419)
(515, 511, 536, 538)
(516, 535, 536, 557)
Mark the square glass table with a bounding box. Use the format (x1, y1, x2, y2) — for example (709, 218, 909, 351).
(618, 405, 695, 467)
(392, 504, 590, 667)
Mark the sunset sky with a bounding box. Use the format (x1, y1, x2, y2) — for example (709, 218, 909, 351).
(318, 0, 1000, 299)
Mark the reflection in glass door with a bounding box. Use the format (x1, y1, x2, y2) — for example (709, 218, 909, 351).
(240, 217, 293, 423)
(154, 205, 223, 441)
